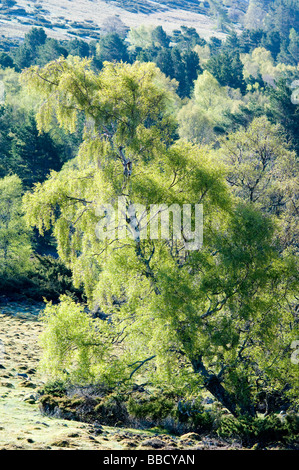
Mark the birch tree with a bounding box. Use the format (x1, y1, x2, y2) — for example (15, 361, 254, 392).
(21, 57, 298, 417)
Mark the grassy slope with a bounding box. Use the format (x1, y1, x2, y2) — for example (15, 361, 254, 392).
(0, 302, 245, 450)
(0, 0, 230, 41)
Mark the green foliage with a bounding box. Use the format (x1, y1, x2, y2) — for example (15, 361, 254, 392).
(264, 0, 299, 40)
(93, 392, 129, 426)
(20, 57, 298, 421)
(241, 46, 298, 88)
(26, 255, 84, 302)
(205, 51, 246, 93)
(0, 5, 297, 444)
(41, 380, 67, 398)
(154, 47, 201, 97)
(38, 295, 119, 384)
(0, 105, 72, 188)
(177, 70, 242, 143)
(0, 67, 80, 189)
(0, 52, 15, 69)
(12, 27, 47, 69)
(217, 413, 299, 445)
(64, 38, 91, 59)
(170, 26, 206, 50)
(0, 174, 32, 279)
(96, 33, 129, 64)
(127, 391, 177, 422)
(218, 116, 299, 250)
(127, 390, 215, 433)
(267, 79, 299, 155)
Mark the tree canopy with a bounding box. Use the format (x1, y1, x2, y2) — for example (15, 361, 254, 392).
(21, 57, 299, 418)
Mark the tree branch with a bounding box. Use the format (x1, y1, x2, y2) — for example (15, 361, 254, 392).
(128, 355, 157, 380)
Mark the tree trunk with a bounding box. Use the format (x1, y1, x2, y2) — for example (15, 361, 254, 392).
(191, 356, 256, 418)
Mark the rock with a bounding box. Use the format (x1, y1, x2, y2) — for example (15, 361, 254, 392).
(0, 364, 6, 369)
(0, 381, 14, 388)
(23, 394, 37, 404)
(140, 438, 167, 449)
(121, 439, 138, 449)
(17, 373, 29, 379)
(19, 380, 36, 388)
(51, 439, 71, 448)
(93, 426, 104, 436)
(179, 432, 201, 441)
(0, 373, 13, 378)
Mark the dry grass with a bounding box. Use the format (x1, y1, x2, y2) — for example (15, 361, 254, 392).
(0, 0, 226, 41)
(0, 303, 118, 450)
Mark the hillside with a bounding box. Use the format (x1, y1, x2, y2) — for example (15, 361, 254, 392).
(0, 301, 247, 450)
(0, 0, 248, 42)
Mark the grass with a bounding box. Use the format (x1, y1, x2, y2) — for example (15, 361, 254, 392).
(0, 0, 227, 41)
(0, 302, 238, 450)
(0, 304, 111, 449)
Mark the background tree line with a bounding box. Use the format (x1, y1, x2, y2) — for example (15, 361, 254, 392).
(0, 0, 298, 298)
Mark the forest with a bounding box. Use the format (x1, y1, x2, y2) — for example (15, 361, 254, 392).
(0, 0, 298, 449)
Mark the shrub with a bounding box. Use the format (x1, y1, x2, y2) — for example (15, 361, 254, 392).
(217, 413, 299, 445)
(127, 392, 176, 422)
(27, 254, 85, 301)
(41, 380, 67, 397)
(127, 391, 214, 434)
(0, 254, 84, 302)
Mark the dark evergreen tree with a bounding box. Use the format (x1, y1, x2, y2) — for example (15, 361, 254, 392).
(224, 30, 240, 52)
(288, 28, 299, 65)
(0, 105, 74, 188)
(260, 31, 281, 60)
(206, 51, 246, 93)
(208, 36, 222, 55)
(264, 0, 299, 40)
(25, 27, 47, 48)
(35, 39, 68, 66)
(238, 29, 265, 54)
(267, 79, 299, 155)
(152, 26, 170, 48)
(97, 33, 129, 64)
(171, 47, 189, 98)
(12, 27, 48, 69)
(0, 52, 15, 69)
(184, 49, 201, 96)
(171, 26, 206, 50)
(155, 48, 175, 79)
(64, 38, 91, 58)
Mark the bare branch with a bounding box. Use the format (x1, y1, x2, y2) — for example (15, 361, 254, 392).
(128, 355, 157, 379)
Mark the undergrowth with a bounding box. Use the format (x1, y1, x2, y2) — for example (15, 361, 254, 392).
(38, 382, 299, 447)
